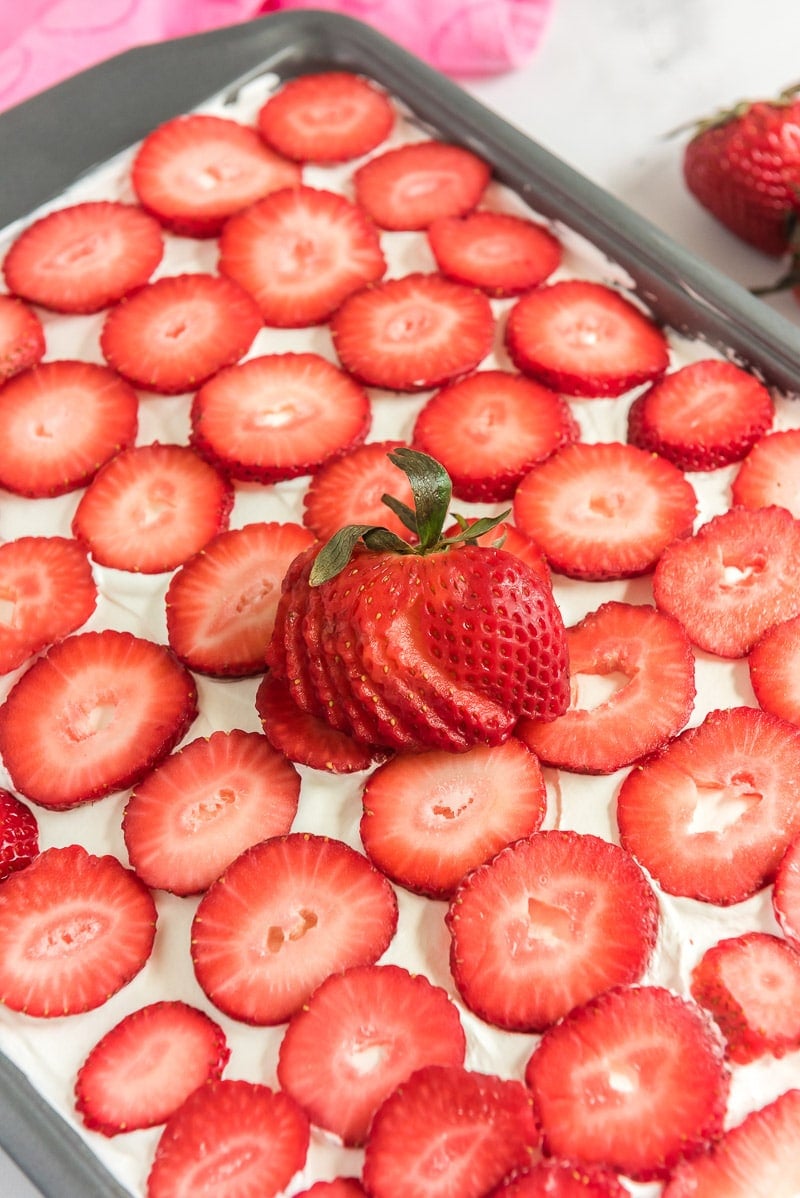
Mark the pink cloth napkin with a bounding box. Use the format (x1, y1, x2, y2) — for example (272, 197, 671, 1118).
(0, 0, 554, 113)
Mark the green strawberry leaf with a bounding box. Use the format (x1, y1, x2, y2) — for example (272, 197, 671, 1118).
(387, 447, 451, 551)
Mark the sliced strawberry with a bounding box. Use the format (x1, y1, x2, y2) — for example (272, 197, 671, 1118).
(443, 517, 551, 587)
(362, 1064, 539, 1198)
(731, 426, 800, 517)
(0, 629, 197, 808)
(749, 612, 800, 725)
(3, 201, 164, 314)
(0, 788, 38, 881)
(652, 505, 800, 657)
(0, 294, 45, 382)
(146, 1079, 309, 1198)
(447, 831, 658, 1031)
(663, 1089, 800, 1198)
(131, 113, 302, 237)
(525, 985, 728, 1181)
(264, 543, 324, 717)
(774, 835, 800, 949)
(690, 931, 800, 1063)
(257, 71, 395, 162)
(616, 706, 800, 905)
(354, 141, 491, 230)
(123, 729, 300, 895)
(99, 273, 262, 394)
(255, 672, 383, 773)
(513, 441, 697, 580)
(360, 739, 547, 899)
(190, 352, 371, 482)
(506, 280, 669, 397)
(486, 1161, 630, 1198)
(302, 439, 413, 542)
(427, 210, 562, 296)
(0, 359, 138, 497)
(191, 833, 398, 1025)
(0, 844, 157, 1016)
(277, 963, 466, 1145)
(0, 536, 97, 675)
(72, 442, 233, 574)
(517, 602, 696, 774)
(412, 370, 579, 502)
(627, 358, 774, 470)
(218, 186, 386, 327)
(166, 521, 315, 676)
(75, 1000, 230, 1135)
(330, 273, 494, 392)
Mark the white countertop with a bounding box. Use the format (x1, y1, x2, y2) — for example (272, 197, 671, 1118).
(2, 1, 800, 1195)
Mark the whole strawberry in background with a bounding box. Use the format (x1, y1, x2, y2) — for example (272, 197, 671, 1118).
(682, 82, 800, 256)
(267, 448, 570, 755)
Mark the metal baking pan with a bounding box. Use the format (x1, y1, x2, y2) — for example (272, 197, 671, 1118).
(1, 10, 800, 1197)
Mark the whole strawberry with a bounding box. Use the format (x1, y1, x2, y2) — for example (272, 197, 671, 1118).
(0, 787, 39, 880)
(267, 448, 569, 754)
(683, 83, 800, 255)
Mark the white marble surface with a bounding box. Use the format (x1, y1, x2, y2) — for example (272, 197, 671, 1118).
(2, 2, 800, 1195)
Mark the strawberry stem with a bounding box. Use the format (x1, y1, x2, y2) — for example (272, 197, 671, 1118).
(309, 448, 509, 586)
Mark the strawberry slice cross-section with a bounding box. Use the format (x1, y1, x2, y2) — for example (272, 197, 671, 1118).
(0, 294, 44, 382)
(525, 985, 729, 1181)
(0, 535, 97, 675)
(354, 140, 491, 230)
(75, 1000, 230, 1136)
(99, 272, 262, 394)
(131, 112, 302, 237)
(506, 278, 669, 397)
(0, 359, 138, 497)
(617, 705, 800, 904)
(123, 729, 301, 895)
(218, 185, 386, 327)
(190, 352, 371, 483)
(517, 601, 696, 774)
(427, 209, 562, 296)
(0, 788, 38, 881)
(257, 71, 395, 163)
(330, 272, 494, 392)
(513, 440, 697, 580)
(362, 1064, 539, 1198)
(166, 521, 316, 676)
(146, 1079, 310, 1198)
(0, 629, 198, 808)
(0, 844, 157, 1017)
(447, 830, 659, 1031)
(360, 739, 548, 899)
(191, 833, 398, 1025)
(731, 427, 800, 517)
(277, 963, 466, 1145)
(302, 439, 413, 543)
(3, 200, 164, 314)
(72, 442, 233, 574)
(412, 368, 579, 503)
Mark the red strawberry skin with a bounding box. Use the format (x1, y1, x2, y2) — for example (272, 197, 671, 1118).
(74, 1000, 230, 1135)
(0, 845, 157, 1017)
(683, 90, 800, 255)
(0, 788, 38, 881)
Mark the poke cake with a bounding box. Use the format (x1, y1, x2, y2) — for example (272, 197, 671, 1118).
(1, 23, 800, 1198)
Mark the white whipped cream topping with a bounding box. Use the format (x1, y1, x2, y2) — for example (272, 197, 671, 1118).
(1, 71, 800, 1198)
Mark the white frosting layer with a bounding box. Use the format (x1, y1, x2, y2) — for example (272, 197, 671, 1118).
(1, 71, 800, 1198)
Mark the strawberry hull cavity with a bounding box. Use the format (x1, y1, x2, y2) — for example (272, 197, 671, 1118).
(4, 62, 800, 1198)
